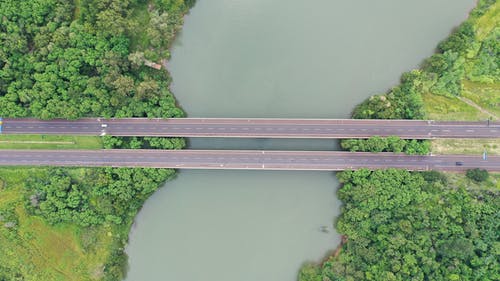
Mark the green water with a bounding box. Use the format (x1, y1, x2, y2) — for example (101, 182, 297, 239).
(125, 1, 475, 280)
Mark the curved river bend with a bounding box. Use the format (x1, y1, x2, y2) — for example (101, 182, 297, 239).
(125, 1, 474, 280)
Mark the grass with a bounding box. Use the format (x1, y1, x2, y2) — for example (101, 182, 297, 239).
(431, 138, 499, 155)
(0, 135, 102, 150)
(422, 92, 488, 121)
(422, 1, 500, 165)
(446, 171, 500, 191)
(474, 1, 500, 40)
(0, 168, 119, 281)
(462, 80, 500, 118)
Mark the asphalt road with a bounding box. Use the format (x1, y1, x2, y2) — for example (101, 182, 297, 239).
(1, 149, 498, 171)
(2, 118, 499, 139)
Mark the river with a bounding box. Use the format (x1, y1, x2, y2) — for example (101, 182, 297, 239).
(124, 1, 475, 280)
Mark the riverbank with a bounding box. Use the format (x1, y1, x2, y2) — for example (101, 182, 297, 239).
(0, 0, 192, 280)
(125, 0, 478, 280)
(300, 1, 499, 280)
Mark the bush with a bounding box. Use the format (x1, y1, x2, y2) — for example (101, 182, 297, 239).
(466, 168, 489, 182)
(421, 171, 448, 185)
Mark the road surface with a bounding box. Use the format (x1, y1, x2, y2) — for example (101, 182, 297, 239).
(2, 118, 499, 139)
(1, 149, 498, 171)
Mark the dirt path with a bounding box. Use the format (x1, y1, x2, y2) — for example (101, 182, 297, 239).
(458, 96, 499, 120)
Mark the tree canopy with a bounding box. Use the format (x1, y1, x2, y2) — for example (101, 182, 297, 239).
(0, 0, 193, 280)
(300, 169, 500, 281)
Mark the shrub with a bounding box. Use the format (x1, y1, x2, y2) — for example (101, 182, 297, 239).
(466, 168, 489, 182)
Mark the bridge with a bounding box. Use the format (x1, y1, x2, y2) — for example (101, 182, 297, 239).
(2, 118, 499, 139)
(1, 118, 498, 172)
(1, 149, 499, 172)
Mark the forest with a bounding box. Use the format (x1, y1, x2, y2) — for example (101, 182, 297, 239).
(301, 169, 499, 281)
(299, 0, 499, 280)
(0, 0, 193, 280)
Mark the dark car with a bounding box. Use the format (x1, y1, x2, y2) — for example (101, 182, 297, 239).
(455, 161, 463, 166)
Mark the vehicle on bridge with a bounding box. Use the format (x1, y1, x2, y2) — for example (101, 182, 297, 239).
(0, 117, 3, 133)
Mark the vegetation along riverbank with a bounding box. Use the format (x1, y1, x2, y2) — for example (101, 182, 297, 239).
(0, 0, 193, 280)
(299, 1, 499, 280)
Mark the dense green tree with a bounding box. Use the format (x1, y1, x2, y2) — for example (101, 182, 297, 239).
(25, 169, 101, 226)
(1, 1, 194, 278)
(438, 21, 475, 54)
(298, 264, 322, 281)
(300, 169, 500, 281)
(340, 136, 430, 155)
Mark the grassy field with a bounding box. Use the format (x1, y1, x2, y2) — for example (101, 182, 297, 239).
(446, 170, 500, 191)
(423, 87, 499, 155)
(474, 1, 499, 40)
(462, 80, 500, 119)
(422, 2, 500, 154)
(431, 138, 499, 155)
(422, 92, 488, 121)
(0, 168, 119, 281)
(0, 135, 102, 150)
(0, 134, 109, 280)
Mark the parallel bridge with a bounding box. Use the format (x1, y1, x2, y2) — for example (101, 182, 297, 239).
(1, 149, 498, 172)
(2, 118, 499, 139)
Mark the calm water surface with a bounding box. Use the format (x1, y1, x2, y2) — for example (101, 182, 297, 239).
(125, 1, 474, 280)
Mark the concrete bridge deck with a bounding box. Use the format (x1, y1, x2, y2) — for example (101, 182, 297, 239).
(1, 149, 498, 172)
(2, 118, 499, 139)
